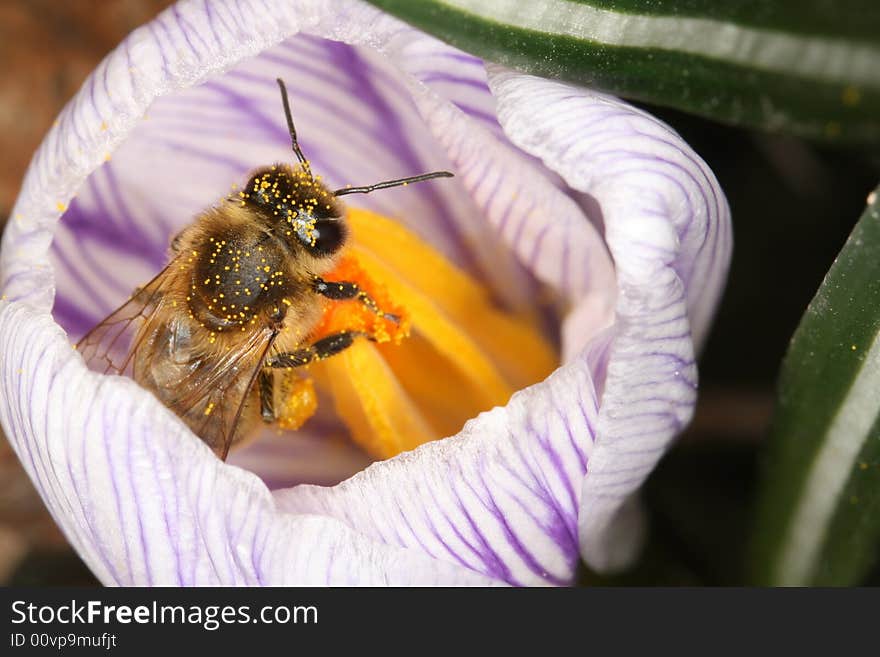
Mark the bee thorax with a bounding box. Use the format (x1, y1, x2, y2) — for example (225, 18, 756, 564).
(185, 231, 297, 331)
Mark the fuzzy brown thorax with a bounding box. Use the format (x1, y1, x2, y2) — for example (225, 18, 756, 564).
(172, 164, 344, 333)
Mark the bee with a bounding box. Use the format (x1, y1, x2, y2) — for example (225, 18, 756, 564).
(77, 78, 453, 460)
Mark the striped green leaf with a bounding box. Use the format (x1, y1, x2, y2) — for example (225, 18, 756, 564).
(751, 185, 880, 586)
(366, 0, 880, 143)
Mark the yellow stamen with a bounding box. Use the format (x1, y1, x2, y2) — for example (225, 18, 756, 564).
(319, 341, 436, 459)
(346, 208, 557, 386)
(353, 246, 512, 406)
(377, 335, 502, 439)
(303, 208, 558, 460)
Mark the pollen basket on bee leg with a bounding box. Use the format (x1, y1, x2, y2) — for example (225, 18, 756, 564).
(274, 373, 318, 431)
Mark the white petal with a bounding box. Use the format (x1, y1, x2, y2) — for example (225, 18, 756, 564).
(487, 68, 730, 570)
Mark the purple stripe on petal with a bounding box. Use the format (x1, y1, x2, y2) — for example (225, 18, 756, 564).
(483, 69, 730, 571)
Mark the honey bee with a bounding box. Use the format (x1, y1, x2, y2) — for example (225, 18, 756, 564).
(77, 78, 453, 460)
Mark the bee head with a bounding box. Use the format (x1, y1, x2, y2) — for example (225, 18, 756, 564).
(253, 78, 451, 263)
(239, 164, 347, 259)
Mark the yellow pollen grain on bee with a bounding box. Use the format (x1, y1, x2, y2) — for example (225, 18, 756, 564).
(204, 402, 215, 416)
(56, 202, 67, 212)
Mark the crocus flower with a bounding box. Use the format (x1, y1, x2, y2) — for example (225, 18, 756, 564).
(0, 0, 730, 586)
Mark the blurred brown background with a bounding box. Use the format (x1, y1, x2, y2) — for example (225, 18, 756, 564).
(0, 0, 174, 585)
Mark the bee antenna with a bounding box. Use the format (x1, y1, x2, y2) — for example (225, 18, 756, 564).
(333, 171, 454, 197)
(276, 78, 312, 178)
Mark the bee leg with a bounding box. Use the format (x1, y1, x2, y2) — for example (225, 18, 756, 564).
(312, 277, 399, 322)
(258, 370, 275, 423)
(267, 331, 364, 368)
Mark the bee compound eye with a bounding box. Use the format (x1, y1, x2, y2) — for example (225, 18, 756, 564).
(303, 218, 346, 258)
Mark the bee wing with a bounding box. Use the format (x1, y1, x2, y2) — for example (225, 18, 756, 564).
(76, 262, 180, 376)
(77, 260, 279, 460)
(165, 326, 279, 459)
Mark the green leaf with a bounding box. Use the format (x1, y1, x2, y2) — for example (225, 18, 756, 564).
(750, 184, 880, 586)
(366, 0, 880, 144)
